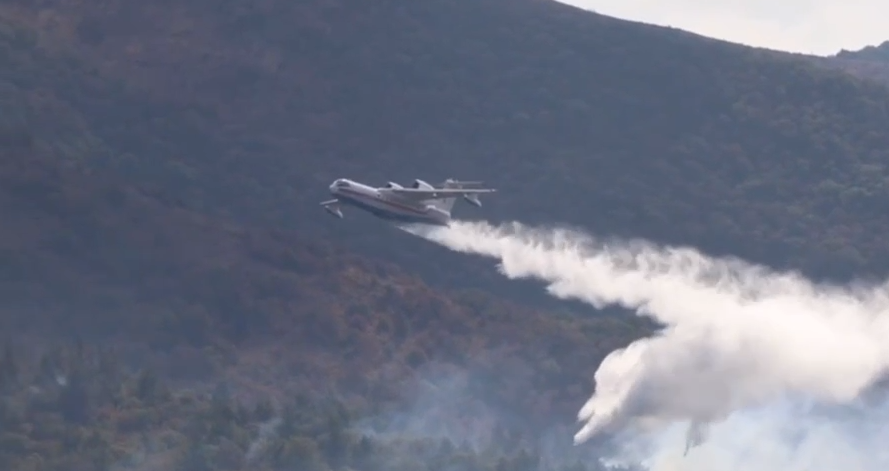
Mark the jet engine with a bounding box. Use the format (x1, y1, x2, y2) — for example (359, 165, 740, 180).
(411, 179, 433, 189)
(384, 182, 403, 189)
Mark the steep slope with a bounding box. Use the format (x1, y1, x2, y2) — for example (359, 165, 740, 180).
(0, 131, 644, 469)
(4, 0, 889, 291)
(0, 5, 652, 448)
(0, 123, 645, 439)
(5, 3, 889, 468)
(836, 41, 889, 62)
(824, 41, 889, 85)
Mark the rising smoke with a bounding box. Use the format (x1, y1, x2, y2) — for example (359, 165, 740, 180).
(401, 220, 889, 470)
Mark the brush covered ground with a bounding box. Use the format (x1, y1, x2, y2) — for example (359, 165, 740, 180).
(0, 137, 643, 470)
(826, 41, 889, 85)
(5, 0, 889, 289)
(2, 0, 889, 469)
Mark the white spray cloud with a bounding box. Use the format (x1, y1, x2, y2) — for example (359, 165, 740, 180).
(611, 397, 889, 470)
(401, 220, 889, 464)
(245, 417, 282, 464)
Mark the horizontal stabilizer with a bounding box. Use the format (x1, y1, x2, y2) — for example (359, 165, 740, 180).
(441, 179, 484, 188)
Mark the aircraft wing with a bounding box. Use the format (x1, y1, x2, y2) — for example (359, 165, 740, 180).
(387, 187, 495, 200)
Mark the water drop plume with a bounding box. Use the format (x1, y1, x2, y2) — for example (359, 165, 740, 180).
(401, 220, 889, 453)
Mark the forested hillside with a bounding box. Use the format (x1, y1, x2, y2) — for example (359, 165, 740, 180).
(821, 41, 889, 86)
(836, 41, 889, 62)
(4, 0, 889, 469)
(4, 0, 889, 292)
(0, 126, 647, 470)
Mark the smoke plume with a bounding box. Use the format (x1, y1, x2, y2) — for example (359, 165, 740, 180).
(402, 220, 889, 468)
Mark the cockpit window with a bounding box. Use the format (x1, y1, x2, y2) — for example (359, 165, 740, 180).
(335, 180, 349, 187)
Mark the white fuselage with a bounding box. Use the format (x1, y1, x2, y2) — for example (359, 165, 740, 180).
(329, 179, 450, 226)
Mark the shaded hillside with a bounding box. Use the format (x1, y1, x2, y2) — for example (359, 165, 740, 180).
(836, 41, 889, 62)
(4, 0, 889, 295)
(820, 42, 889, 86)
(0, 126, 647, 453)
(0, 342, 627, 471)
(0, 7, 649, 463)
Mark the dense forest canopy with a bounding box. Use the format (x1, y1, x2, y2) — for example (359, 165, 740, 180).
(1, 0, 889, 469)
(0, 121, 650, 470)
(835, 41, 889, 62)
(5, 0, 889, 295)
(821, 42, 889, 86)
(0, 100, 647, 470)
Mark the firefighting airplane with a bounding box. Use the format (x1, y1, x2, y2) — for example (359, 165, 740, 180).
(320, 177, 495, 226)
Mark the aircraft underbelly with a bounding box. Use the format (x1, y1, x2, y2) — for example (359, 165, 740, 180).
(340, 193, 445, 225)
